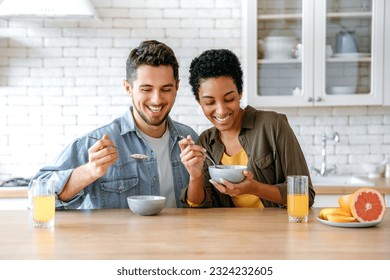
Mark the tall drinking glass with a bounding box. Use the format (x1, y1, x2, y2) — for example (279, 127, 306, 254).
(31, 179, 55, 228)
(287, 175, 309, 223)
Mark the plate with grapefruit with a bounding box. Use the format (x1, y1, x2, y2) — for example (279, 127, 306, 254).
(316, 217, 381, 228)
(317, 188, 386, 228)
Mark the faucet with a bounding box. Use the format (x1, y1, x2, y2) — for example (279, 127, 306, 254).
(312, 132, 340, 176)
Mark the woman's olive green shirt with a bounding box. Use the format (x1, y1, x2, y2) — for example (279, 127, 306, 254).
(180, 105, 315, 208)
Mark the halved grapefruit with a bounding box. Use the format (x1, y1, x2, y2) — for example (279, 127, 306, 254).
(350, 188, 386, 223)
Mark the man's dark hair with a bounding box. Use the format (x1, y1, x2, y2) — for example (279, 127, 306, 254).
(189, 49, 243, 101)
(126, 40, 179, 84)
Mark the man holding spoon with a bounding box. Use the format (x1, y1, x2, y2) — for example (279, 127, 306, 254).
(30, 40, 197, 209)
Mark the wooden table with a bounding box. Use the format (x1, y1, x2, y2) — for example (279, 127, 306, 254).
(0, 208, 389, 260)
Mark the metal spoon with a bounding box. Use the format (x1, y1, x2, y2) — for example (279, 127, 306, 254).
(202, 150, 219, 166)
(87, 135, 148, 159)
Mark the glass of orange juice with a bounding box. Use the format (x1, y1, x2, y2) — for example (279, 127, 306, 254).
(31, 179, 55, 228)
(287, 175, 309, 223)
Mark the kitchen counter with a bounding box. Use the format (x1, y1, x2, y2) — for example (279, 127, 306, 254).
(0, 208, 389, 260)
(0, 186, 28, 198)
(314, 177, 390, 195)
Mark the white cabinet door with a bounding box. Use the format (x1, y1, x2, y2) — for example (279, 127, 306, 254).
(313, 0, 384, 106)
(243, 0, 314, 108)
(314, 194, 390, 208)
(383, 0, 390, 106)
(243, 0, 385, 108)
(0, 198, 29, 210)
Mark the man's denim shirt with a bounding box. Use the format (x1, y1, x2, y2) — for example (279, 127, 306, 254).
(30, 107, 198, 209)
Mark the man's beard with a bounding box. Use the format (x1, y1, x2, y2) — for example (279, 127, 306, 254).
(133, 103, 170, 127)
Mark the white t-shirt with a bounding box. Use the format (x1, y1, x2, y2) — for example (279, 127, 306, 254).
(138, 129, 176, 208)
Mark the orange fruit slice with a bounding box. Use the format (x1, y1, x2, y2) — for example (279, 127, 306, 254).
(319, 208, 339, 220)
(338, 194, 353, 214)
(350, 188, 386, 223)
(326, 214, 357, 223)
(319, 207, 352, 220)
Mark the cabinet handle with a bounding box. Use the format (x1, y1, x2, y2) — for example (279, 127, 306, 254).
(316, 97, 322, 102)
(307, 97, 313, 102)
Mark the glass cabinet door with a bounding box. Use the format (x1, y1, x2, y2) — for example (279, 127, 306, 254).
(326, 0, 372, 95)
(257, 1, 302, 96)
(314, 0, 384, 106)
(243, 0, 384, 108)
(256, 1, 305, 99)
(244, 0, 314, 107)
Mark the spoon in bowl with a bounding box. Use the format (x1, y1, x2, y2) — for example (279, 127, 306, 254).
(87, 135, 148, 159)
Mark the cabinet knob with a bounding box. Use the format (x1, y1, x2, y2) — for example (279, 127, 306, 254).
(307, 97, 313, 102)
(316, 97, 322, 102)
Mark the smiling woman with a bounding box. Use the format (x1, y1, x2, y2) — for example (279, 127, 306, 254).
(179, 49, 315, 209)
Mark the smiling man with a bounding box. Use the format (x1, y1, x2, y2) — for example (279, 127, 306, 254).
(30, 40, 198, 209)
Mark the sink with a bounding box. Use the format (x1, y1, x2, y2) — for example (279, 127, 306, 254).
(311, 176, 375, 187)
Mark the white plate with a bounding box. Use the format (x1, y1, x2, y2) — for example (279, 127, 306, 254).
(316, 217, 381, 228)
(333, 52, 370, 58)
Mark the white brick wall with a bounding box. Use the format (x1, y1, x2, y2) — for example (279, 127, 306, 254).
(0, 0, 389, 181)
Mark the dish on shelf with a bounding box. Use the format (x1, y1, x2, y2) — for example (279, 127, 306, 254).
(316, 217, 381, 228)
(261, 36, 297, 60)
(327, 86, 356, 94)
(332, 52, 370, 58)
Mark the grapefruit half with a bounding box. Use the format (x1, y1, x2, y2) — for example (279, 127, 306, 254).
(350, 188, 386, 223)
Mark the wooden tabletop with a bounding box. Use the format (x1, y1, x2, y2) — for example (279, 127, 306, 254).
(0, 208, 389, 260)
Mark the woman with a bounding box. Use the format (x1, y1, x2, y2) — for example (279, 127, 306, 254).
(179, 49, 315, 208)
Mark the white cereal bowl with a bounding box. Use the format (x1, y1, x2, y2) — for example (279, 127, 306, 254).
(127, 195, 166, 216)
(209, 165, 247, 184)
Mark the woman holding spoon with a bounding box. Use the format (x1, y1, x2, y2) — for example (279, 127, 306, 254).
(179, 49, 315, 208)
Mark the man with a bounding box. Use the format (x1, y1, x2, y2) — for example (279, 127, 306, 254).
(30, 40, 198, 209)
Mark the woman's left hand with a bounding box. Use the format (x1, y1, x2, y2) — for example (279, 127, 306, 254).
(210, 170, 255, 197)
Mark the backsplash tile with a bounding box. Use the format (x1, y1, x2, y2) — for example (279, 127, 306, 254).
(0, 0, 388, 180)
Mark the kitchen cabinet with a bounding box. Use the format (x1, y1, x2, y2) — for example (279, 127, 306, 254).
(0, 197, 28, 210)
(312, 176, 390, 207)
(313, 194, 390, 207)
(384, 0, 390, 106)
(243, 0, 385, 107)
(0, 187, 29, 210)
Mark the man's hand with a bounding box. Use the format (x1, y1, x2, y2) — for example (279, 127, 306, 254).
(86, 134, 119, 180)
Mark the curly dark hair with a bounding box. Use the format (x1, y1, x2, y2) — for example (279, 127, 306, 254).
(126, 40, 179, 84)
(189, 49, 243, 101)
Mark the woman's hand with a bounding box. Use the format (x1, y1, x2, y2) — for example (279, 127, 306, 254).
(179, 135, 205, 180)
(210, 170, 256, 197)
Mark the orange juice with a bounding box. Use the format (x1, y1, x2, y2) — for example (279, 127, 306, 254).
(287, 194, 308, 218)
(33, 195, 55, 223)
